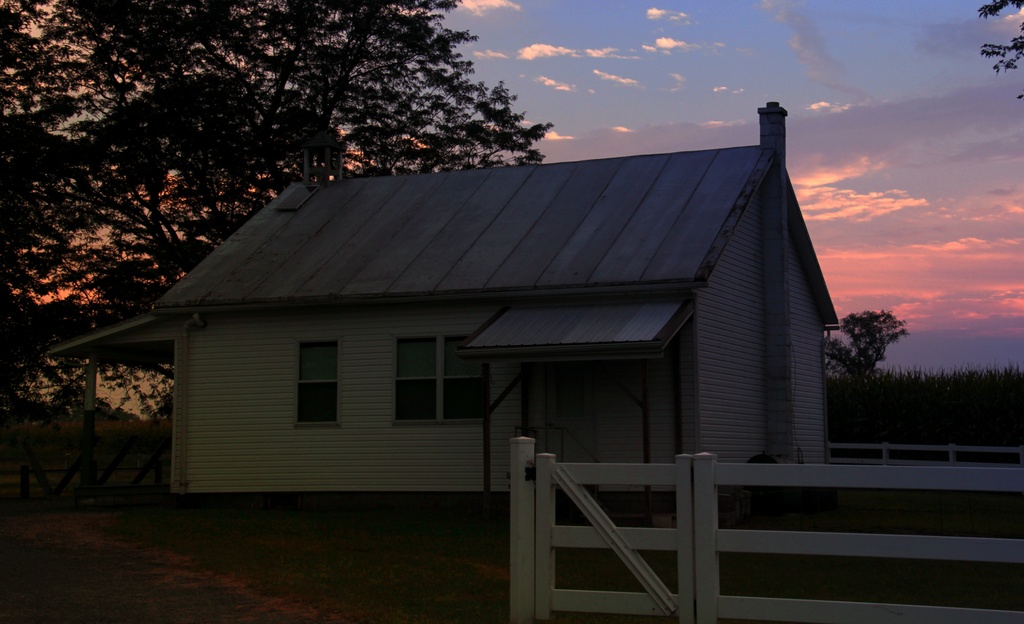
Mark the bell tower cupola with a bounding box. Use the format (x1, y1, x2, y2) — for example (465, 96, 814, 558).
(302, 131, 344, 186)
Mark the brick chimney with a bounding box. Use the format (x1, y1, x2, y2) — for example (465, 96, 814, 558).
(758, 101, 787, 161)
(758, 102, 795, 460)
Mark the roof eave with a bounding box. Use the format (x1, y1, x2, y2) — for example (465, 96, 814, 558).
(150, 280, 707, 315)
(786, 180, 839, 326)
(694, 148, 776, 281)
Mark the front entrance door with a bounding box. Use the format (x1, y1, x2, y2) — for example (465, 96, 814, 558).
(545, 362, 598, 462)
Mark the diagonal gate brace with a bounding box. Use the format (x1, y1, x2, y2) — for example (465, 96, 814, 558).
(552, 464, 678, 616)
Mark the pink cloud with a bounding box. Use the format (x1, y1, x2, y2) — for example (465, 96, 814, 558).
(460, 0, 521, 16)
(518, 44, 577, 60)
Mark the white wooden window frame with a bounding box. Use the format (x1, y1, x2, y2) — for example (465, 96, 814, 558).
(394, 335, 482, 424)
(295, 340, 340, 425)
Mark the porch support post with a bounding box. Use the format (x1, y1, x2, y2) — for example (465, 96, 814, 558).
(641, 359, 651, 465)
(520, 363, 532, 435)
(642, 359, 653, 525)
(81, 354, 98, 486)
(482, 362, 492, 516)
(672, 336, 684, 455)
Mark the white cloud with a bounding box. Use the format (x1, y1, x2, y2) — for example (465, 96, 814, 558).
(759, 0, 871, 101)
(593, 69, 642, 88)
(585, 48, 639, 59)
(666, 73, 687, 92)
(518, 44, 578, 60)
(460, 0, 521, 16)
(646, 8, 690, 22)
(807, 101, 851, 113)
(700, 120, 744, 129)
(536, 76, 575, 92)
(473, 50, 509, 60)
(652, 37, 700, 52)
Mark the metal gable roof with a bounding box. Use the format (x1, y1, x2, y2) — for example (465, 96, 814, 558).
(156, 145, 771, 309)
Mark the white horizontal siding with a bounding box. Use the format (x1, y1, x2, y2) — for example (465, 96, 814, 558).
(177, 302, 521, 493)
(696, 196, 767, 462)
(788, 239, 827, 463)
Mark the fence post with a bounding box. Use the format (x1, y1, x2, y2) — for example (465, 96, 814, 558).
(949, 443, 957, 466)
(20, 465, 30, 499)
(19, 439, 52, 496)
(510, 437, 536, 624)
(675, 455, 695, 624)
(881, 442, 890, 465)
(692, 453, 718, 624)
(534, 453, 556, 621)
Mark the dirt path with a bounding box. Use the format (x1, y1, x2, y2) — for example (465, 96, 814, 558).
(0, 498, 350, 624)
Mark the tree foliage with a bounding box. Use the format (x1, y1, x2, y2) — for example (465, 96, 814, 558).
(0, 1, 97, 421)
(980, 0, 1024, 98)
(825, 310, 909, 376)
(1, 0, 551, 423)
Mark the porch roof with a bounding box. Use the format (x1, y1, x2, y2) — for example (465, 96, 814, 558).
(47, 313, 176, 364)
(457, 301, 693, 362)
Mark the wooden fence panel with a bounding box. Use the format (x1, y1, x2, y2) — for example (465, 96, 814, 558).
(509, 439, 1024, 624)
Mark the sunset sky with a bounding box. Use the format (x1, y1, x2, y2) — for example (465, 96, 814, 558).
(446, 0, 1024, 370)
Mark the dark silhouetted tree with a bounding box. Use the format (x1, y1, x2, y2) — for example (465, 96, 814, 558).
(826, 310, 909, 376)
(1, 0, 551, 423)
(980, 0, 1024, 98)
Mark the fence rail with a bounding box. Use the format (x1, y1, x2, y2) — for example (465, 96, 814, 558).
(828, 442, 1024, 466)
(0, 464, 167, 499)
(510, 437, 1024, 624)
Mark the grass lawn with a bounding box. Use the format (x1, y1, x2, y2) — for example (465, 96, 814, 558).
(106, 489, 1024, 624)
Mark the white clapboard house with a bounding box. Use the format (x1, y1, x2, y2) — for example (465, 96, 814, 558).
(52, 103, 837, 503)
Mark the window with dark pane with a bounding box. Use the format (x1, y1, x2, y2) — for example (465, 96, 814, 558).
(443, 337, 483, 419)
(396, 338, 437, 420)
(298, 342, 338, 423)
(395, 337, 483, 422)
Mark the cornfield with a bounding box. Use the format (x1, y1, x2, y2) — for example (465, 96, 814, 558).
(1, 419, 171, 461)
(828, 366, 1023, 446)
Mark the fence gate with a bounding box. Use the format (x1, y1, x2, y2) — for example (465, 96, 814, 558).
(509, 436, 1024, 624)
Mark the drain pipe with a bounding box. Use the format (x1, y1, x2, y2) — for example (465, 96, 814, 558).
(176, 313, 207, 494)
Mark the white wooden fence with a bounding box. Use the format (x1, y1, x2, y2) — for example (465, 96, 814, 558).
(509, 437, 1024, 624)
(828, 441, 1024, 467)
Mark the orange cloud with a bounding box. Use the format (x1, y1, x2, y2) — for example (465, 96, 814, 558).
(790, 156, 885, 186)
(544, 131, 574, 141)
(797, 186, 928, 222)
(817, 237, 1024, 333)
